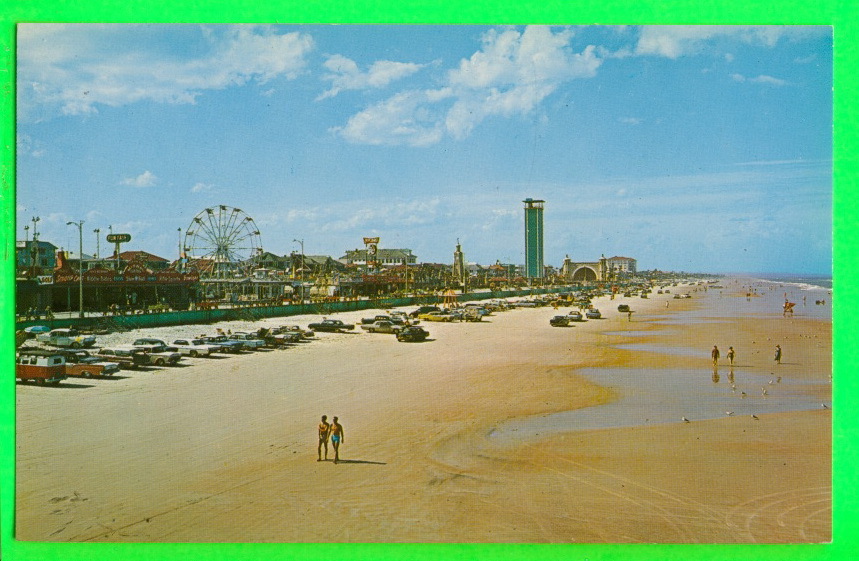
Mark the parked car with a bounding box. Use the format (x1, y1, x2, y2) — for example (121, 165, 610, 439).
(617, 304, 631, 312)
(94, 346, 150, 369)
(126, 341, 183, 365)
(550, 315, 571, 327)
(567, 310, 584, 321)
(361, 320, 403, 334)
(16, 350, 67, 385)
(199, 335, 245, 353)
(585, 309, 602, 319)
(228, 332, 266, 349)
(36, 328, 97, 348)
(409, 305, 440, 318)
(361, 314, 393, 325)
(396, 326, 430, 342)
(281, 325, 315, 338)
(307, 319, 355, 332)
(172, 338, 220, 357)
(56, 349, 120, 377)
(418, 311, 455, 322)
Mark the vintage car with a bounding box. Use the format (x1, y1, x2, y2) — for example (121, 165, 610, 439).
(307, 319, 355, 332)
(361, 314, 394, 325)
(36, 328, 97, 348)
(549, 315, 571, 327)
(126, 341, 183, 365)
(281, 325, 315, 338)
(409, 305, 440, 318)
(56, 349, 120, 377)
(16, 350, 68, 385)
(360, 320, 403, 334)
(617, 304, 631, 312)
(171, 338, 220, 357)
(396, 326, 430, 342)
(199, 335, 245, 353)
(228, 332, 266, 349)
(94, 346, 150, 369)
(585, 309, 602, 319)
(417, 311, 455, 322)
(567, 310, 584, 322)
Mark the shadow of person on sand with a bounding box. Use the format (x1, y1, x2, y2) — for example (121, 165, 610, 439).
(330, 459, 387, 465)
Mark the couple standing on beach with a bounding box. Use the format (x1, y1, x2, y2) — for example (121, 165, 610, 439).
(711, 345, 735, 367)
(317, 415, 344, 463)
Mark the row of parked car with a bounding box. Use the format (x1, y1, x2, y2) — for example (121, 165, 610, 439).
(16, 325, 319, 385)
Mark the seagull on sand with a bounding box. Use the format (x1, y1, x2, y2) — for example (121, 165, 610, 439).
(777, 376, 782, 383)
(822, 403, 829, 409)
(740, 391, 747, 399)
(725, 411, 734, 416)
(682, 416, 691, 423)
(761, 388, 768, 396)
(751, 414, 759, 420)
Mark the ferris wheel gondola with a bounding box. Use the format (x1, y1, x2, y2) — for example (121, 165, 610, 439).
(183, 205, 263, 279)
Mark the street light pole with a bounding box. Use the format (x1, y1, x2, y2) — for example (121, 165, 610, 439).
(293, 238, 304, 281)
(67, 220, 85, 318)
(93, 228, 100, 260)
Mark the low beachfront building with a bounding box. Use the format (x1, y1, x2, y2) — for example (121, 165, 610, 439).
(340, 248, 417, 267)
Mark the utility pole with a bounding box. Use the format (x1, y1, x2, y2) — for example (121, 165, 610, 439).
(67, 220, 85, 318)
(93, 228, 100, 260)
(293, 238, 304, 281)
(30, 216, 40, 277)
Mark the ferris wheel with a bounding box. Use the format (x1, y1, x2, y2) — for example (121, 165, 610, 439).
(183, 205, 263, 278)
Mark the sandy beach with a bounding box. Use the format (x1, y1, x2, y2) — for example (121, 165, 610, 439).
(15, 279, 831, 543)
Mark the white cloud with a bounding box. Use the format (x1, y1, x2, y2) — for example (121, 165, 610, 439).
(121, 170, 157, 188)
(618, 117, 642, 125)
(323, 198, 441, 231)
(333, 90, 448, 146)
(318, 54, 424, 100)
(635, 25, 823, 59)
(336, 26, 602, 146)
(190, 182, 213, 193)
(730, 73, 787, 86)
(17, 24, 314, 121)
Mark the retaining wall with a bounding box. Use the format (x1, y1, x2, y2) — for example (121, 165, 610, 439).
(16, 285, 587, 331)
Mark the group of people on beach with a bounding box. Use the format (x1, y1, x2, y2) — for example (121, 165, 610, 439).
(317, 415, 344, 463)
(711, 344, 782, 367)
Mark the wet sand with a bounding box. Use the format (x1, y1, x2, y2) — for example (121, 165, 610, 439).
(15, 280, 831, 543)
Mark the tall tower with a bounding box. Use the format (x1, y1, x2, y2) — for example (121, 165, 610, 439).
(523, 198, 545, 279)
(453, 239, 466, 289)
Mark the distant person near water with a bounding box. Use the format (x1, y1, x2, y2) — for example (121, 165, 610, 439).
(330, 417, 344, 464)
(711, 345, 720, 367)
(317, 415, 330, 462)
(774, 345, 782, 365)
(727, 346, 735, 366)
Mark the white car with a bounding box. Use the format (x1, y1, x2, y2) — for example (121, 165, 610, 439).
(36, 328, 97, 348)
(228, 332, 266, 349)
(171, 339, 218, 357)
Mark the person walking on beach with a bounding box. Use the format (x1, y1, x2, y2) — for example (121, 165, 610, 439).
(774, 345, 782, 365)
(727, 346, 735, 366)
(711, 345, 720, 367)
(317, 415, 331, 462)
(329, 417, 344, 464)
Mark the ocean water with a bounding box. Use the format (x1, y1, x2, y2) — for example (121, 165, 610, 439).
(747, 273, 833, 291)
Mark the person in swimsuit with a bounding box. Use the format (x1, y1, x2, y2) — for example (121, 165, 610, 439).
(726, 346, 735, 366)
(711, 345, 720, 367)
(317, 415, 330, 461)
(329, 417, 344, 464)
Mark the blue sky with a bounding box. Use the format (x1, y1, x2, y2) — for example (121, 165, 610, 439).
(16, 24, 832, 274)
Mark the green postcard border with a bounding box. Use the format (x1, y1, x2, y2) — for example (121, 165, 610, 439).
(1, 1, 854, 560)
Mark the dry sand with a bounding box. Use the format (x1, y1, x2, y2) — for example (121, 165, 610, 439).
(15, 280, 831, 543)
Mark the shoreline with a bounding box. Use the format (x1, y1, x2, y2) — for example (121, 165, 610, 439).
(15, 278, 831, 543)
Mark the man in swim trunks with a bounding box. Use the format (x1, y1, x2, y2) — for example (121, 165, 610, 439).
(318, 415, 330, 461)
(329, 417, 344, 464)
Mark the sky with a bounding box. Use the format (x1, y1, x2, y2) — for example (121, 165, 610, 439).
(15, 24, 833, 275)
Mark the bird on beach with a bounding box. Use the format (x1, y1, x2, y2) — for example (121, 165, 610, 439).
(777, 376, 782, 383)
(768, 379, 775, 385)
(761, 387, 768, 396)
(751, 414, 759, 420)
(725, 411, 734, 416)
(822, 403, 829, 409)
(740, 391, 747, 399)
(682, 416, 691, 423)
